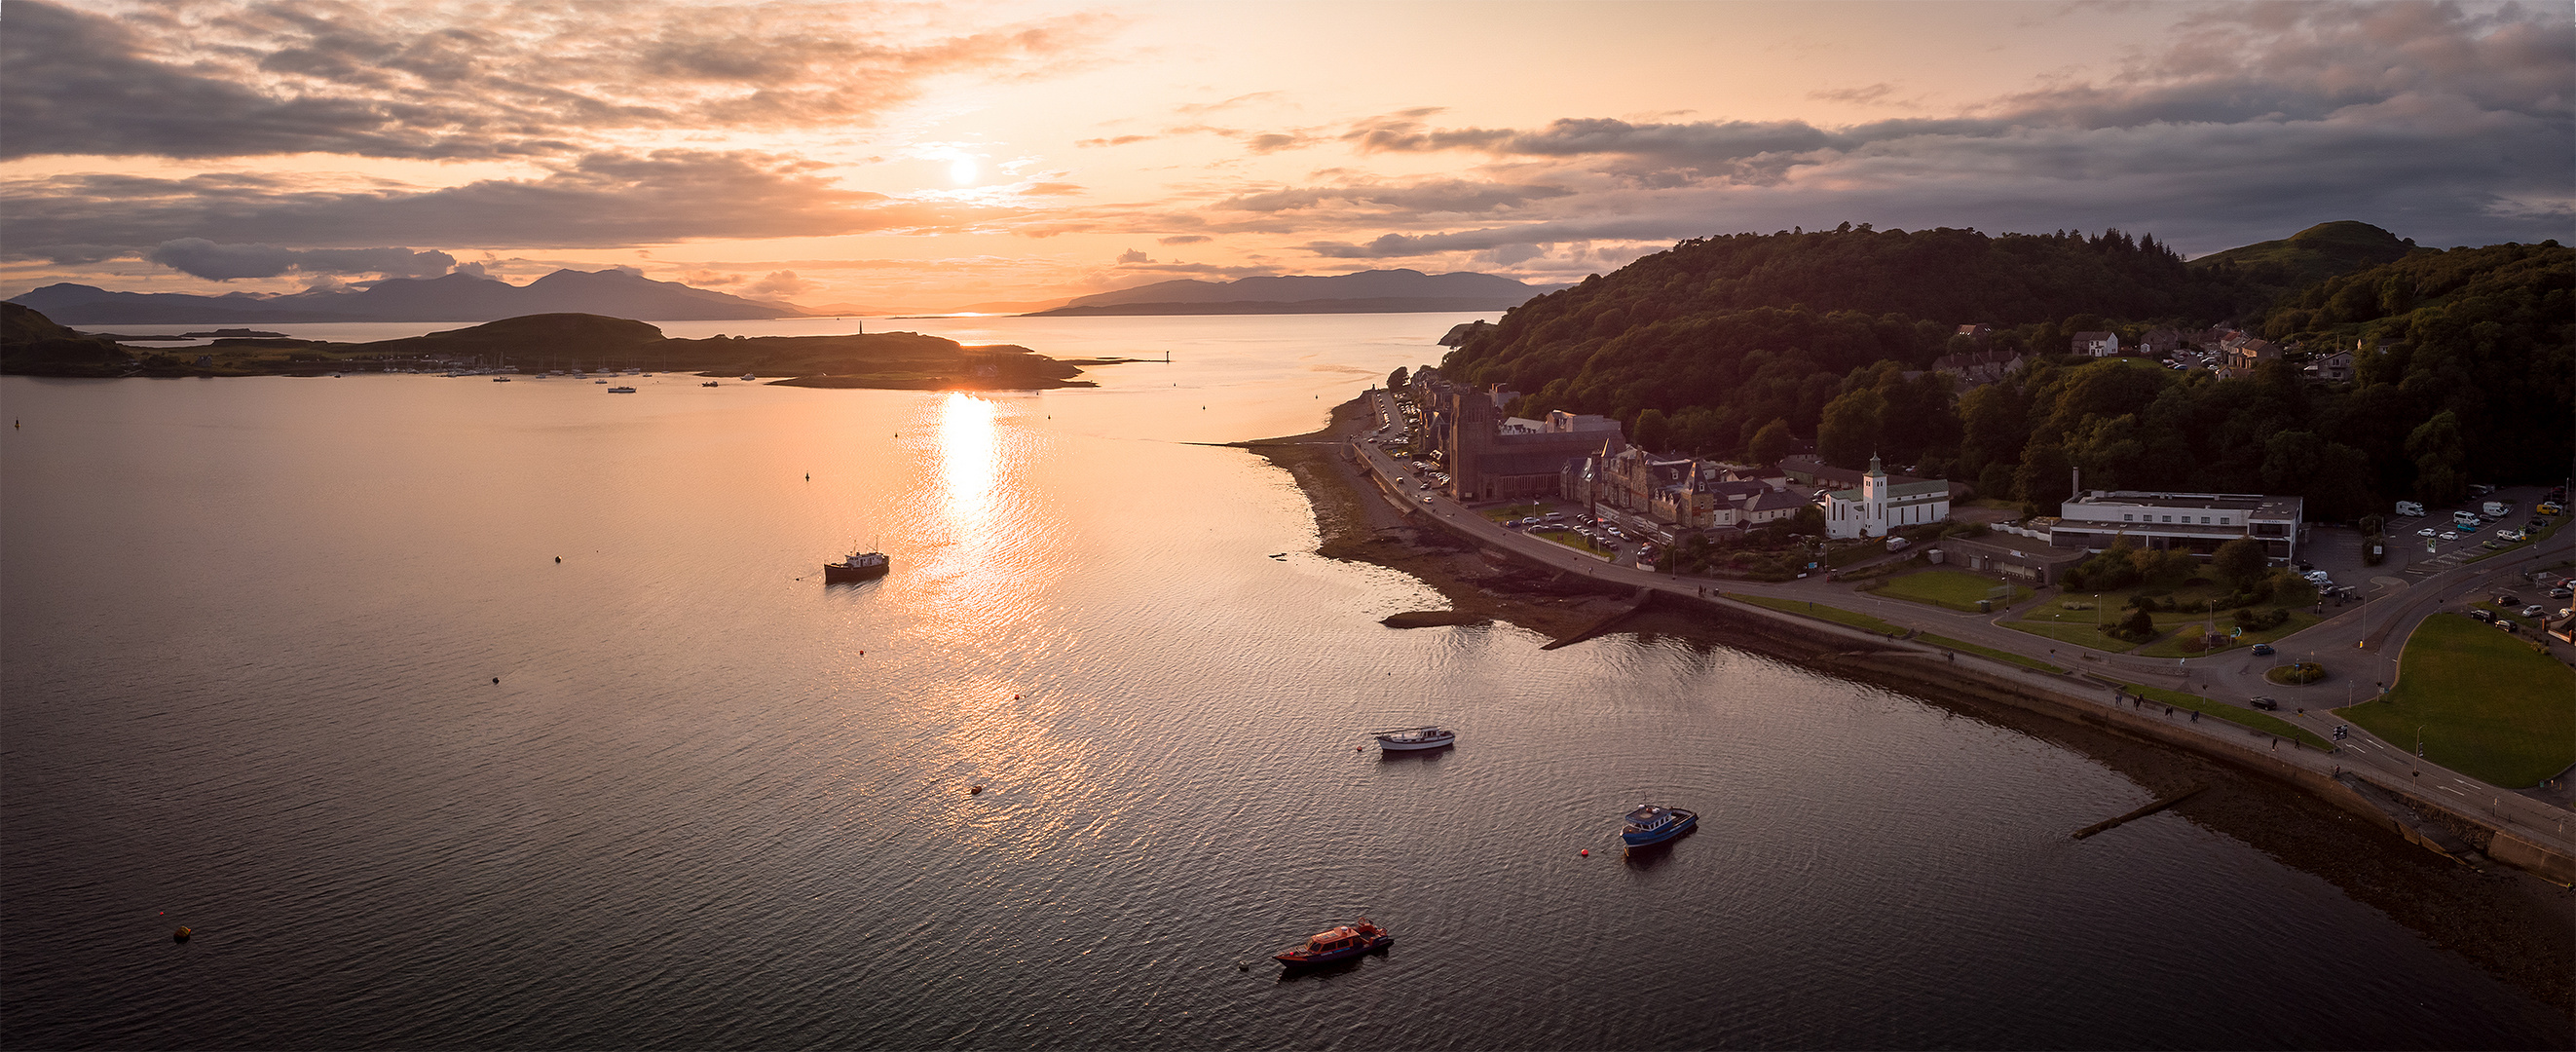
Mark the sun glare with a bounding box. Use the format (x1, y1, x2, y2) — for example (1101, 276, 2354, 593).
(949, 157, 978, 185)
(938, 392, 997, 521)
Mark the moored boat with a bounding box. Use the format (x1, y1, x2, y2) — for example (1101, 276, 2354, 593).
(607, 386, 637, 394)
(1371, 725, 1456, 751)
(1620, 804, 1698, 847)
(1272, 918, 1390, 966)
(823, 548, 890, 582)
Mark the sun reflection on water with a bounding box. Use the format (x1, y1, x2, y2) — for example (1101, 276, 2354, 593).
(938, 393, 996, 523)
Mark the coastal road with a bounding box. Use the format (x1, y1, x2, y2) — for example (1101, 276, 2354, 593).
(1338, 420, 2576, 864)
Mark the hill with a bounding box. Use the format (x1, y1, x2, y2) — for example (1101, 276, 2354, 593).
(2186, 220, 2419, 290)
(0, 301, 132, 374)
(7, 269, 803, 325)
(1027, 269, 1559, 316)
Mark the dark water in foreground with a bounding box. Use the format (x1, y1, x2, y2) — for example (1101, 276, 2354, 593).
(3, 316, 2564, 1048)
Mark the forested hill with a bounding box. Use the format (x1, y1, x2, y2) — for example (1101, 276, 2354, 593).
(1431, 225, 2569, 520)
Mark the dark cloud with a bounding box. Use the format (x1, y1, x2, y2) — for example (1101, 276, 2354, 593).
(143, 239, 457, 280)
(1214, 179, 1573, 214)
(1, 0, 1108, 161)
(3, 150, 957, 254)
(1156, 235, 1212, 244)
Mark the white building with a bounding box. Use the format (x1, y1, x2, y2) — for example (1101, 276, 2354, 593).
(2070, 330, 2120, 357)
(1823, 455, 1953, 539)
(2050, 490, 2307, 563)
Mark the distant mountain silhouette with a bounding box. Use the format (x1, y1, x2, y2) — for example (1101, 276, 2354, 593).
(1027, 269, 1564, 316)
(8, 269, 804, 324)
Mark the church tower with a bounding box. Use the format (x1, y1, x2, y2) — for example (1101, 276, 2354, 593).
(1862, 453, 1887, 537)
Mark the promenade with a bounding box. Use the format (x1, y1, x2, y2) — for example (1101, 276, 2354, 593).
(1344, 388, 2576, 878)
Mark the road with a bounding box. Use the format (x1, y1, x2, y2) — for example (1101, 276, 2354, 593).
(1348, 392, 2576, 861)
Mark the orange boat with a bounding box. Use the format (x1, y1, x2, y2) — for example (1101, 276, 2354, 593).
(1272, 918, 1391, 965)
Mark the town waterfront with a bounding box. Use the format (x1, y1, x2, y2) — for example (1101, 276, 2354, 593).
(2, 314, 2564, 1049)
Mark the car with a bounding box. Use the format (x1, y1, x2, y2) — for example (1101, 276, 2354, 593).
(2251, 643, 2275, 656)
(2500, 620, 2520, 633)
(2522, 605, 2547, 619)
(2467, 609, 2495, 622)
(2440, 531, 2460, 542)
(2498, 593, 2520, 606)
(2417, 527, 2439, 537)
(2303, 570, 2331, 582)
(2552, 586, 2572, 600)
(2250, 696, 2279, 710)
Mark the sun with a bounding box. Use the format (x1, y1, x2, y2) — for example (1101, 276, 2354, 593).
(949, 157, 978, 185)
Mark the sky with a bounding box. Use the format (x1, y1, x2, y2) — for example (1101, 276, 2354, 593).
(3, 0, 2569, 314)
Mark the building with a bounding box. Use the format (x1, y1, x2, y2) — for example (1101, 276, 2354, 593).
(1935, 534, 2086, 586)
(2050, 490, 2307, 563)
(2311, 348, 2355, 383)
(1927, 349, 2028, 388)
(1426, 378, 1625, 501)
(2070, 330, 2119, 357)
(2136, 327, 2187, 355)
(1822, 455, 1955, 539)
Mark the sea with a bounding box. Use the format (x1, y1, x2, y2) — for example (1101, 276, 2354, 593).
(3, 313, 2564, 1049)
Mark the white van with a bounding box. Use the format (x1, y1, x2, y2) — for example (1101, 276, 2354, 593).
(2483, 500, 2512, 518)
(2395, 501, 2425, 517)
(2453, 509, 2482, 526)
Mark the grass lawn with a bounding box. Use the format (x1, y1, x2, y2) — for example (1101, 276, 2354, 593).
(2006, 618, 2144, 652)
(2122, 683, 2334, 751)
(1480, 502, 1550, 524)
(2010, 578, 2320, 657)
(2342, 614, 2576, 787)
(2133, 611, 2322, 658)
(1724, 593, 1907, 636)
(1873, 569, 2034, 612)
(1918, 633, 2067, 674)
(1532, 528, 1615, 557)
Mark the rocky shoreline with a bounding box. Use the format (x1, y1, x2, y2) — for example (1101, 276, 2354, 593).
(1244, 394, 2574, 1020)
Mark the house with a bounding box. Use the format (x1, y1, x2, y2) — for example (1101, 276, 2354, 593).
(1955, 323, 1993, 341)
(1423, 378, 1625, 501)
(2051, 490, 2307, 563)
(2311, 348, 2355, 383)
(2221, 338, 2282, 379)
(2070, 330, 2119, 357)
(2137, 327, 2187, 356)
(1821, 455, 1954, 539)
(1928, 349, 2028, 388)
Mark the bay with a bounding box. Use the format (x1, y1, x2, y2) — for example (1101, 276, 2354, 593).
(1, 314, 2560, 1049)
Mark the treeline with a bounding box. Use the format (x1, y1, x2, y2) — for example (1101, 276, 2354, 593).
(1440, 227, 2572, 521)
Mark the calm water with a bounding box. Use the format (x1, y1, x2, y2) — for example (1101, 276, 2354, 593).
(3, 315, 2562, 1049)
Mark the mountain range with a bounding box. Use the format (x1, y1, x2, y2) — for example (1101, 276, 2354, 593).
(1024, 269, 1565, 316)
(8, 269, 803, 325)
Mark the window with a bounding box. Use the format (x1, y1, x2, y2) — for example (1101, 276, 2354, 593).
(2162, 515, 2173, 523)
(2123, 513, 2134, 522)
(2200, 516, 2210, 524)
(2221, 516, 2231, 525)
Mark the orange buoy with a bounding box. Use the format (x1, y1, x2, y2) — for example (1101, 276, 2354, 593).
(1579, 848, 1589, 857)
(172, 927, 192, 942)
(969, 785, 984, 795)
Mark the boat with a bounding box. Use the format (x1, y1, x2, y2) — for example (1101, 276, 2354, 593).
(1272, 918, 1390, 966)
(595, 379, 610, 384)
(702, 381, 720, 388)
(823, 548, 890, 582)
(491, 376, 511, 382)
(607, 386, 636, 394)
(1620, 804, 1698, 847)
(1371, 725, 1456, 751)
(740, 373, 758, 382)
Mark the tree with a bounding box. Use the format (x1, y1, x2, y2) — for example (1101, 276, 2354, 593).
(2014, 438, 2073, 509)
(1631, 408, 1670, 452)
(2212, 538, 2268, 591)
(1746, 417, 1794, 467)
(2406, 410, 2468, 505)
(2119, 606, 2155, 638)
(1387, 366, 1408, 390)
(1815, 388, 1885, 469)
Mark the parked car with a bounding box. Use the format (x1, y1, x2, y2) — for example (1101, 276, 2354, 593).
(2551, 587, 2572, 600)
(2498, 593, 2520, 606)
(2521, 605, 2546, 619)
(2440, 532, 2460, 542)
(2500, 620, 2520, 633)
(2252, 643, 2275, 656)
(2417, 527, 2439, 538)
(2467, 609, 2495, 622)
(2250, 696, 2279, 710)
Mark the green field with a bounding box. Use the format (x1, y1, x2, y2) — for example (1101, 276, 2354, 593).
(1480, 502, 1550, 524)
(2343, 614, 2576, 787)
(1918, 633, 2067, 674)
(1723, 593, 1906, 635)
(1532, 528, 1615, 557)
(1873, 569, 2033, 613)
(2120, 683, 2334, 750)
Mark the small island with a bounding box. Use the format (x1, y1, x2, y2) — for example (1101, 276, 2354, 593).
(2, 307, 1117, 390)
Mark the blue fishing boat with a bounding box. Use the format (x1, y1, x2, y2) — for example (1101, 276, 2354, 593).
(1620, 804, 1698, 847)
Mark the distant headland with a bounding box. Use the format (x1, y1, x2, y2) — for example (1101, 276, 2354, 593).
(1, 306, 1135, 390)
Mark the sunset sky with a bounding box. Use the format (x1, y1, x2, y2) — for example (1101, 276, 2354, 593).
(4, 0, 2569, 313)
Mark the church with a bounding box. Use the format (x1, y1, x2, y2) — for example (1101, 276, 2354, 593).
(1822, 455, 1953, 539)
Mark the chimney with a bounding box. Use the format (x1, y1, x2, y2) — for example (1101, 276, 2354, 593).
(2072, 466, 2081, 500)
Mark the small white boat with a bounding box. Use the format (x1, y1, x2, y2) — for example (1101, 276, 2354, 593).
(1371, 726, 1456, 751)
(607, 386, 636, 394)
(740, 373, 758, 382)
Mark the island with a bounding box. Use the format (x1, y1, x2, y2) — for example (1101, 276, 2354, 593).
(1, 307, 1135, 390)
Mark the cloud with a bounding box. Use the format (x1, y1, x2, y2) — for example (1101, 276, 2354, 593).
(1, 0, 1112, 161)
(143, 239, 457, 281)
(1214, 179, 1573, 214)
(1075, 134, 1157, 147)
(1156, 235, 1211, 245)
(1115, 248, 1153, 264)
(2, 150, 971, 254)
(744, 270, 810, 297)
